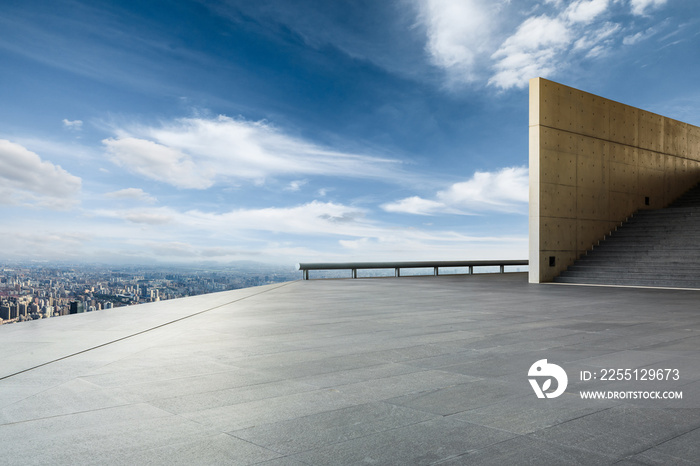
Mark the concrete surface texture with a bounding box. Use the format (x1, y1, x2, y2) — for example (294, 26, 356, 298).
(529, 77, 700, 283)
(2, 273, 700, 465)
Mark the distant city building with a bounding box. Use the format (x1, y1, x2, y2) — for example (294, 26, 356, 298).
(69, 302, 85, 314)
(0, 305, 10, 320)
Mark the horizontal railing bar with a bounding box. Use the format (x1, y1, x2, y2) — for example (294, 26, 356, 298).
(298, 260, 528, 280)
(298, 260, 527, 271)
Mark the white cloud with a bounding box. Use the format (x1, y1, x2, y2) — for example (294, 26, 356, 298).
(285, 180, 307, 192)
(574, 22, 621, 51)
(489, 15, 571, 89)
(439, 166, 528, 210)
(565, 0, 610, 24)
(0, 139, 81, 209)
(95, 201, 370, 236)
(417, 0, 495, 84)
(416, 0, 668, 89)
(124, 211, 173, 225)
(382, 166, 528, 215)
(623, 26, 658, 45)
(103, 137, 211, 189)
(104, 187, 156, 203)
(187, 201, 371, 236)
(62, 119, 83, 130)
(630, 0, 667, 16)
(103, 116, 400, 189)
(382, 196, 450, 216)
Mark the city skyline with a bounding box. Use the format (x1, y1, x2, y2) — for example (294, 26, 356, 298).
(1, 0, 699, 265)
(0, 261, 298, 324)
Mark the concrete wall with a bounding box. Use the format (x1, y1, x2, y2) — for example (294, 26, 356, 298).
(529, 78, 700, 283)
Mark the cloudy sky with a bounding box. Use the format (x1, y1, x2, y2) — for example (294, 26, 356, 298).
(1, 0, 698, 266)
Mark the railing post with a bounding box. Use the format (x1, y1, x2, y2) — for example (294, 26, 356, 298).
(434, 267, 439, 276)
(469, 266, 473, 275)
(500, 265, 505, 273)
(303, 270, 308, 280)
(352, 269, 357, 279)
(395, 268, 400, 277)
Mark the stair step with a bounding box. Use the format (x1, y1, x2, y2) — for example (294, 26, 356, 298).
(555, 182, 700, 288)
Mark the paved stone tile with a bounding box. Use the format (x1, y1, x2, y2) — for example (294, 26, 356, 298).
(254, 457, 309, 465)
(332, 369, 477, 402)
(451, 393, 615, 435)
(348, 343, 463, 363)
(576, 350, 684, 369)
(231, 402, 437, 455)
(634, 425, 700, 463)
(620, 448, 699, 465)
(0, 403, 213, 465)
(530, 404, 700, 458)
(385, 379, 521, 415)
(0, 377, 131, 424)
(297, 362, 422, 389)
(78, 359, 253, 387)
(251, 353, 389, 380)
(437, 352, 549, 380)
(119, 433, 282, 465)
(288, 417, 516, 465)
(149, 379, 318, 415)
(435, 435, 615, 465)
(181, 388, 361, 431)
(95, 367, 285, 403)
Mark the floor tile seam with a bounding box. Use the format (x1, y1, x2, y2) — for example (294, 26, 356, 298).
(224, 400, 442, 456)
(254, 410, 475, 460)
(91, 345, 383, 383)
(277, 361, 401, 382)
(467, 430, 622, 463)
(450, 401, 622, 438)
(0, 400, 173, 428)
(161, 385, 362, 420)
(87, 372, 299, 402)
(424, 422, 552, 465)
(521, 403, 700, 457)
(610, 343, 700, 355)
(637, 332, 700, 347)
(612, 423, 700, 464)
(427, 432, 534, 465)
(215, 431, 289, 460)
(328, 368, 475, 395)
(0, 368, 115, 411)
(575, 350, 700, 372)
(0, 281, 298, 382)
(120, 417, 268, 460)
(77, 365, 287, 389)
(514, 428, 630, 463)
(292, 364, 427, 390)
(146, 376, 346, 409)
(426, 393, 533, 421)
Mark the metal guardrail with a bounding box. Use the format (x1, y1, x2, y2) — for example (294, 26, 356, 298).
(297, 260, 528, 280)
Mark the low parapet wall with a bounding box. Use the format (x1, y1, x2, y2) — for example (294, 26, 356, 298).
(529, 78, 700, 283)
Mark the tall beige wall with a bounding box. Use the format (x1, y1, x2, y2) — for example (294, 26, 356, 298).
(529, 78, 700, 283)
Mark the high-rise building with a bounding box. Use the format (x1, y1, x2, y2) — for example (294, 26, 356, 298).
(69, 302, 85, 314)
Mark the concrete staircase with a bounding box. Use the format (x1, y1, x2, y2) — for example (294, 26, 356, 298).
(554, 183, 700, 288)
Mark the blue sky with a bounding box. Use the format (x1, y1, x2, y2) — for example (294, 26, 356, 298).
(1, 0, 698, 266)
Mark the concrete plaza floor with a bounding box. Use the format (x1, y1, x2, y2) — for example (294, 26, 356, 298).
(1, 273, 700, 465)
